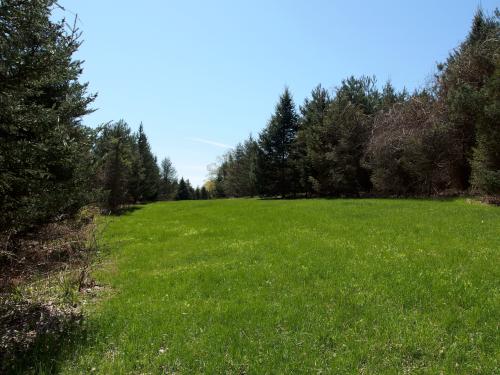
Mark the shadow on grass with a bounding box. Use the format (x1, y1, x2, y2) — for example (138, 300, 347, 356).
(257, 195, 466, 203)
(1, 302, 93, 375)
(8, 327, 89, 375)
(110, 205, 144, 216)
(257, 195, 306, 200)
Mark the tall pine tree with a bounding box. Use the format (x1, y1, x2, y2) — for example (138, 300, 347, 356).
(296, 85, 332, 195)
(438, 9, 500, 190)
(258, 88, 299, 197)
(326, 76, 379, 195)
(94, 121, 135, 211)
(136, 123, 160, 201)
(470, 10, 500, 195)
(176, 178, 191, 200)
(0, 0, 96, 232)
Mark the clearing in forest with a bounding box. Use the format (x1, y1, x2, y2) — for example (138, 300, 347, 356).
(42, 199, 499, 374)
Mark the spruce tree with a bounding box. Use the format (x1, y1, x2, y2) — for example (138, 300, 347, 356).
(242, 135, 260, 197)
(216, 135, 259, 197)
(0, 0, 96, 231)
(186, 180, 195, 199)
(471, 56, 500, 194)
(258, 88, 299, 197)
(136, 123, 160, 201)
(326, 76, 379, 195)
(200, 186, 209, 199)
(176, 178, 191, 200)
(128, 138, 145, 203)
(294, 77, 379, 196)
(296, 85, 331, 195)
(94, 121, 135, 211)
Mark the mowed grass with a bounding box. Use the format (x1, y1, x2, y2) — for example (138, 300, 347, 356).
(56, 199, 498, 374)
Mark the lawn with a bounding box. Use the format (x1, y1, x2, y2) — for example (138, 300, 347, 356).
(50, 199, 498, 374)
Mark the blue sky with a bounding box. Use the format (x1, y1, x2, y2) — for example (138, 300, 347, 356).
(60, 0, 497, 187)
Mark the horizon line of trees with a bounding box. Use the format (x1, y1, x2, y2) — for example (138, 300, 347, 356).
(1, 1, 498, 238)
(210, 9, 500, 199)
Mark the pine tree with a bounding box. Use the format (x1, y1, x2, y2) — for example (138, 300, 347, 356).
(215, 135, 259, 197)
(200, 186, 209, 199)
(95, 121, 135, 211)
(437, 9, 500, 190)
(295, 77, 380, 196)
(326, 76, 380, 195)
(472, 55, 500, 194)
(0, 0, 96, 231)
(136, 123, 160, 201)
(296, 85, 331, 195)
(380, 81, 408, 109)
(176, 178, 191, 200)
(258, 88, 299, 197)
(240, 135, 260, 197)
(186, 180, 195, 199)
(128, 138, 144, 203)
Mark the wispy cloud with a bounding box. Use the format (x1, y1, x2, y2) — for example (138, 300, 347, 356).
(187, 137, 233, 149)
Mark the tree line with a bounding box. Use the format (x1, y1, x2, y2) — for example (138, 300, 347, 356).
(1, 1, 498, 237)
(0, 0, 207, 236)
(94, 120, 209, 208)
(210, 9, 500, 199)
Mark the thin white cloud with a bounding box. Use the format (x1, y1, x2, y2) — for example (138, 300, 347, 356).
(187, 137, 233, 149)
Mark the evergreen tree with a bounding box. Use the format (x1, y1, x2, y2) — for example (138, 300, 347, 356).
(216, 135, 259, 197)
(94, 121, 135, 211)
(136, 123, 160, 201)
(223, 145, 243, 196)
(194, 187, 201, 200)
(298, 77, 381, 196)
(258, 88, 299, 197)
(296, 85, 332, 195)
(240, 135, 260, 197)
(186, 179, 195, 199)
(176, 178, 191, 200)
(200, 186, 209, 199)
(127, 138, 144, 203)
(437, 9, 500, 190)
(0, 0, 96, 231)
(380, 81, 408, 109)
(326, 76, 380, 195)
(471, 55, 500, 194)
(210, 160, 228, 198)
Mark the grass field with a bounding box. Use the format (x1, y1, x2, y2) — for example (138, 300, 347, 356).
(44, 199, 498, 374)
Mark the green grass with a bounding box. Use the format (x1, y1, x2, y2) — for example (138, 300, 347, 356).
(52, 199, 498, 374)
